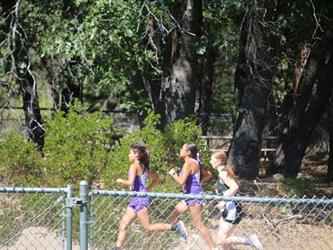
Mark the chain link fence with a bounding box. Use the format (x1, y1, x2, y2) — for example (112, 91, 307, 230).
(0, 186, 71, 250)
(1, 184, 332, 250)
(89, 191, 333, 250)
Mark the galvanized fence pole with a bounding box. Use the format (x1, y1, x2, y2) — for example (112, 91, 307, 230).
(66, 185, 73, 250)
(80, 181, 89, 250)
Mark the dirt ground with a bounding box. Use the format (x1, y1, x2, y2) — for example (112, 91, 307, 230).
(172, 218, 333, 250)
(0, 227, 80, 250)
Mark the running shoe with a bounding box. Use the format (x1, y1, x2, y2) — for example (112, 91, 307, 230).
(250, 234, 263, 250)
(174, 220, 188, 239)
(110, 246, 120, 250)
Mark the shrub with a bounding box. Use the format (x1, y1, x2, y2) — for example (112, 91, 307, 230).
(101, 110, 166, 189)
(42, 101, 116, 187)
(0, 132, 44, 186)
(101, 111, 210, 193)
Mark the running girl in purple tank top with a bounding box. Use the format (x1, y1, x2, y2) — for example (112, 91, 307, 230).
(111, 144, 187, 250)
(168, 143, 216, 250)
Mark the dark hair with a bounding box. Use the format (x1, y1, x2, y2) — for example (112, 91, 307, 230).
(184, 142, 203, 180)
(130, 144, 150, 170)
(183, 143, 198, 159)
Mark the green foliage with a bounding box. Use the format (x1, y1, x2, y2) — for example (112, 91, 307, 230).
(164, 117, 209, 166)
(24, 0, 153, 112)
(0, 132, 44, 186)
(101, 111, 210, 193)
(277, 178, 316, 197)
(42, 101, 115, 186)
(101, 110, 166, 189)
(0, 107, 208, 192)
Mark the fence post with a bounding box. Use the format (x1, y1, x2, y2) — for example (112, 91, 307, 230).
(80, 181, 88, 250)
(66, 185, 73, 250)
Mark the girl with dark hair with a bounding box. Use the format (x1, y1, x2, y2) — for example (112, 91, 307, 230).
(111, 144, 187, 250)
(210, 149, 263, 250)
(168, 143, 216, 250)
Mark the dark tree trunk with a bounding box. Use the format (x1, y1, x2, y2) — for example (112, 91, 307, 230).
(197, 45, 217, 135)
(273, 32, 333, 177)
(42, 56, 83, 114)
(328, 94, 333, 183)
(19, 70, 44, 148)
(160, 0, 202, 124)
(58, 79, 83, 114)
(228, 0, 277, 178)
(1, 0, 44, 148)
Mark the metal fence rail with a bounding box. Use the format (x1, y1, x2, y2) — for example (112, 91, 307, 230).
(89, 190, 333, 250)
(0, 186, 71, 250)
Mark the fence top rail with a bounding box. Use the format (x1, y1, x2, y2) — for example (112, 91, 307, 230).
(0, 186, 68, 194)
(90, 190, 333, 205)
(201, 136, 279, 140)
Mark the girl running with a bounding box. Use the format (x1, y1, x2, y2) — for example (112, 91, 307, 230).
(210, 149, 263, 250)
(168, 143, 216, 250)
(111, 144, 187, 250)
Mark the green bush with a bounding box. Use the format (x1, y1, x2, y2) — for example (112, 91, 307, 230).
(163, 117, 212, 191)
(101, 110, 166, 189)
(0, 132, 44, 186)
(164, 117, 210, 167)
(101, 111, 210, 193)
(0, 106, 208, 193)
(42, 101, 116, 187)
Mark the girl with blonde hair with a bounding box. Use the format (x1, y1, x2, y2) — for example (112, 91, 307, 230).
(210, 149, 263, 250)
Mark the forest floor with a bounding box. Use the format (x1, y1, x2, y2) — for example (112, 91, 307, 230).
(239, 156, 333, 198)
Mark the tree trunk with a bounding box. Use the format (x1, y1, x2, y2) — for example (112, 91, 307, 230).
(228, 0, 277, 178)
(1, 0, 44, 148)
(197, 45, 217, 135)
(327, 94, 333, 183)
(160, 0, 202, 124)
(273, 32, 333, 177)
(19, 70, 44, 148)
(58, 78, 83, 114)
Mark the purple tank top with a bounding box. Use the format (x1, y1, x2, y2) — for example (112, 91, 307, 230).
(181, 160, 203, 195)
(129, 169, 147, 192)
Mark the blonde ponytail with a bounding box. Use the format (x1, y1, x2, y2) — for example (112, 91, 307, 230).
(212, 149, 236, 180)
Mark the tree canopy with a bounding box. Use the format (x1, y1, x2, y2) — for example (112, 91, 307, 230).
(1, 0, 333, 181)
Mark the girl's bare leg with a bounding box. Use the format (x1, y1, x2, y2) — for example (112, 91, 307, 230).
(168, 200, 188, 224)
(189, 203, 216, 249)
(116, 207, 137, 247)
(137, 207, 172, 232)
